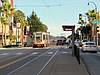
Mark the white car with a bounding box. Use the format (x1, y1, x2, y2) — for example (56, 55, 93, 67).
(82, 42, 97, 53)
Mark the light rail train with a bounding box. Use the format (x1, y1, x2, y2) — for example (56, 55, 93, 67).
(33, 32, 50, 47)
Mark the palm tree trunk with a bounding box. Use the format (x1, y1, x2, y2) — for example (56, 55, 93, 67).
(21, 24, 24, 46)
(2, 24, 4, 46)
(4, 25, 6, 45)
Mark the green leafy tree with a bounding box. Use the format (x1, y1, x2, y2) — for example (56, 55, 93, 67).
(27, 11, 48, 34)
(85, 10, 97, 41)
(14, 10, 29, 46)
(88, 10, 96, 20)
(77, 25, 91, 40)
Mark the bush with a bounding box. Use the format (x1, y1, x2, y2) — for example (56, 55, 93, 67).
(3, 45, 19, 48)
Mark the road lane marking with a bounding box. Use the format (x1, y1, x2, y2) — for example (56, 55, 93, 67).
(15, 53, 23, 55)
(62, 52, 68, 54)
(31, 52, 39, 55)
(0, 55, 20, 63)
(0, 53, 9, 55)
(97, 52, 100, 54)
(0, 53, 32, 69)
(0, 51, 34, 63)
(36, 49, 59, 75)
(47, 52, 53, 54)
(6, 48, 55, 75)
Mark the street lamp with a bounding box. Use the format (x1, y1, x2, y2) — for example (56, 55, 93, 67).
(88, 1, 98, 47)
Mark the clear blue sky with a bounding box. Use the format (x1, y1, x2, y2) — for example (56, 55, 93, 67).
(14, 0, 100, 37)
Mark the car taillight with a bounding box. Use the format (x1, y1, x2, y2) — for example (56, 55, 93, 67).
(93, 46, 96, 47)
(84, 46, 88, 47)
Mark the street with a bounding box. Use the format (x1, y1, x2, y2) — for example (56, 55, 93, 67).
(0, 1, 100, 75)
(0, 46, 63, 75)
(0, 46, 100, 75)
(81, 49, 100, 75)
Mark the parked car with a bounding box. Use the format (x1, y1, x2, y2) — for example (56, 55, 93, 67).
(56, 40, 63, 45)
(82, 39, 88, 44)
(82, 42, 97, 53)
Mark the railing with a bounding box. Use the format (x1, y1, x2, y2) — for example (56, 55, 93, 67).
(74, 44, 80, 65)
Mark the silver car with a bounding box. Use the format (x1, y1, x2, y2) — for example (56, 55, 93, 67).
(82, 42, 97, 53)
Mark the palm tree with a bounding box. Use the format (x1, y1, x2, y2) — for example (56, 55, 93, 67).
(1, 1, 15, 45)
(15, 10, 29, 46)
(20, 17, 29, 46)
(1, 16, 8, 45)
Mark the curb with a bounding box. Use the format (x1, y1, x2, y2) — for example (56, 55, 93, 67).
(0, 47, 33, 50)
(80, 56, 91, 75)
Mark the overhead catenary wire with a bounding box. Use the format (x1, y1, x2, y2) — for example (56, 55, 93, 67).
(14, 4, 61, 8)
(14, 1, 61, 30)
(41, 0, 61, 25)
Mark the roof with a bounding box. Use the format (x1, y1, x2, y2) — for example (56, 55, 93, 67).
(62, 25, 75, 31)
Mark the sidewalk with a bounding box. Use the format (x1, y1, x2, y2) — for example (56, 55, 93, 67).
(49, 52, 89, 75)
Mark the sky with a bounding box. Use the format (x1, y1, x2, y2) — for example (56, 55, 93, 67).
(14, 0, 100, 37)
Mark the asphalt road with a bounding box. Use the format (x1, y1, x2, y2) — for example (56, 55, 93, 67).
(1, 46, 100, 75)
(0, 46, 65, 75)
(80, 47, 100, 75)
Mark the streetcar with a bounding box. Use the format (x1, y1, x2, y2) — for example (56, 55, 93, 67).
(32, 32, 50, 47)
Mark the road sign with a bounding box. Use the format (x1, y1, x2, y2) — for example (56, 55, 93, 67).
(92, 21, 100, 24)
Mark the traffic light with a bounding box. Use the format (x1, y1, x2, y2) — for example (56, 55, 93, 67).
(84, 21, 86, 24)
(97, 26, 99, 28)
(78, 20, 81, 24)
(97, 26, 99, 33)
(97, 29, 99, 33)
(79, 14, 82, 20)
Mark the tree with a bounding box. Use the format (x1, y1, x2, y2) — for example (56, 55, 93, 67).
(0, 1, 15, 45)
(85, 10, 97, 41)
(77, 24, 91, 40)
(28, 11, 48, 34)
(14, 10, 29, 46)
(1, 16, 8, 45)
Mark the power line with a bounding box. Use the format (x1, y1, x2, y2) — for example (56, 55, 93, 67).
(42, 0, 61, 25)
(14, 4, 61, 8)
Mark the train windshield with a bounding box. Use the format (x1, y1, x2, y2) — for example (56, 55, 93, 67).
(36, 33, 42, 42)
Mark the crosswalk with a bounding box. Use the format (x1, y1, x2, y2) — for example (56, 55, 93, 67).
(0, 51, 69, 56)
(0, 53, 10, 55)
(97, 52, 100, 54)
(15, 53, 23, 55)
(0, 53, 24, 56)
(0, 51, 100, 56)
(31, 52, 39, 55)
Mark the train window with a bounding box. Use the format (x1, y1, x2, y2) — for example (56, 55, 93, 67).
(43, 35, 45, 40)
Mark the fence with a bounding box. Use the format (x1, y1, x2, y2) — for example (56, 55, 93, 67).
(74, 44, 80, 65)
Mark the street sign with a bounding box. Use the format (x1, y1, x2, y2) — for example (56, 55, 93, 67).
(92, 21, 100, 24)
